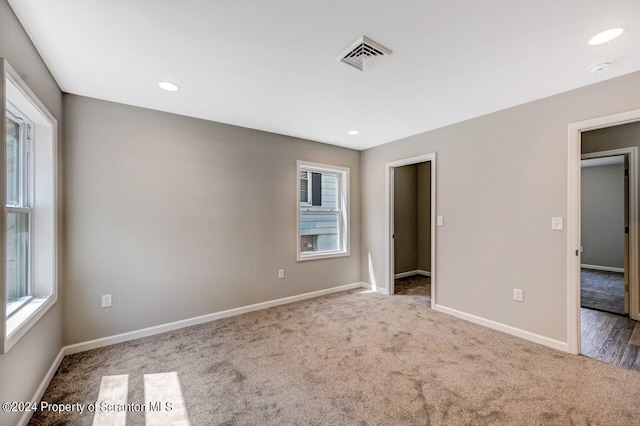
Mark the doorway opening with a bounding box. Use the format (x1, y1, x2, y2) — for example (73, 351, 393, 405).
(393, 162, 431, 298)
(580, 152, 629, 317)
(568, 115, 640, 372)
(385, 153, 436, 307)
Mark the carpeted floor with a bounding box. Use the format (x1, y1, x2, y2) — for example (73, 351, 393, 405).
(580, 269, 625, 315)
(30, 289, 640, 425)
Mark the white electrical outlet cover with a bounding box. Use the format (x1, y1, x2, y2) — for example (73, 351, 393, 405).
(102, 294, 112, 308)
(513, 289, 524, 302)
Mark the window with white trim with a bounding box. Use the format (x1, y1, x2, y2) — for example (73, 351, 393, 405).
(297, 161, 349, 260)
(2, 61, 58, 353)
(5, 103, 33, 318)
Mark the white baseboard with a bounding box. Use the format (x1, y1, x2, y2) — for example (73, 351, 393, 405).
(394, 269, 431, 279)
(359, 282, 389, 295)
(581, 264, 624, 273)
(65, 282, 368, 355)
(18, 348, 65, 426)
(433, 304, 569, 352)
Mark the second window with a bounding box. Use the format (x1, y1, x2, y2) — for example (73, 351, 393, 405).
(297, 161, 349, 260)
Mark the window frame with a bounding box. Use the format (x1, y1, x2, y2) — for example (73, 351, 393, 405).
(2, 59, 58, 354)
(296, 160, 350, 261)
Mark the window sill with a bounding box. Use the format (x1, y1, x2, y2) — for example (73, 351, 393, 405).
(4, 295, 56, 353)
(297, 251, 350, 262)
(6, 296, 33, 317)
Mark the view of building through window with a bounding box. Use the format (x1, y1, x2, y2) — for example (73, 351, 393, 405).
(299, 168, 341, 254)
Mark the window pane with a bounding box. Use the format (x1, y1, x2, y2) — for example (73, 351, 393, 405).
(300, 211, 339, 252)
(6, 117, 21, 207)
(319, 172, 337, 209)
(299, 169, 338, 210)
(300, 171, 308, 204)
(6, 212, 29, 304)
(300, 235, 317, 252)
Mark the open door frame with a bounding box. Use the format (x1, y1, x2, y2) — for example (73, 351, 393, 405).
(385, 153, 436, 307)
(567, 110, 640, 354)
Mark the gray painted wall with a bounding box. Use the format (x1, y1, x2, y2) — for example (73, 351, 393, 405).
(582, 121, 640, 153)
(361, 71, 640, 343)
(417, 162, 431, 272)
(582, 122, 640, 291)
(394, 164, 417, 274)
(393, 162, 431, 274)
(63, 94, 360, 344)
(581, 163, 625, 268)
(0, 0, 63, 424)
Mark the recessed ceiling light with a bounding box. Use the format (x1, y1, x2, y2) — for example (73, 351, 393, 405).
(588, 28, 625, 45)
(348, 130, 359, 135)
(587, 61, 613, 74)
(158, 81, 179, 92)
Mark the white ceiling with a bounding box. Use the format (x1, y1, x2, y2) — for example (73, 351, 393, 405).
(8, 0, 640, 150)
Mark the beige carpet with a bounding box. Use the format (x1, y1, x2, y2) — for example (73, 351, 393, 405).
(30, 289, 640, 425)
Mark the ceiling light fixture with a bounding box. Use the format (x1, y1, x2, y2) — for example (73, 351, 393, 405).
(588, 28, 624, 45)
(348, 130, 359, 135)
(158, 81, 179, 92)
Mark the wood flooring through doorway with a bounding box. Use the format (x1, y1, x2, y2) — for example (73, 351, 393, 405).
(581, 307, 640, 372)
(580, 269, 625, 315)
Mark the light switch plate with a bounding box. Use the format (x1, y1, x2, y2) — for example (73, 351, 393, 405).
(437, 216, 444, 226)
(552, 217, 563, 231)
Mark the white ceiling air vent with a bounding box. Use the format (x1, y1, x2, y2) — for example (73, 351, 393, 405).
(338, 35, 392, 71)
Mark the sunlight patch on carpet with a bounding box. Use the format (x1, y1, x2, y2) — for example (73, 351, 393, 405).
(144, 372, 190, 426)
(92, 374, 128, 426)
